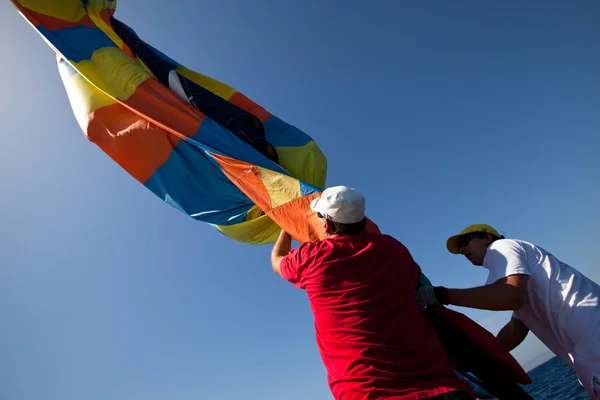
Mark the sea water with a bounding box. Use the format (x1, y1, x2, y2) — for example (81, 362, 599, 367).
(523, 356, 588, 399)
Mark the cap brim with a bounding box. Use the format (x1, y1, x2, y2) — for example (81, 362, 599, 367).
(446, 234, 463, 254)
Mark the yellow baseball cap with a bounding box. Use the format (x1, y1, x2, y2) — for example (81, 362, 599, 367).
(446, 224, 502, 254)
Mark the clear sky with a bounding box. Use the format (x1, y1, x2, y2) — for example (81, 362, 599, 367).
(1, 1, 599, 399)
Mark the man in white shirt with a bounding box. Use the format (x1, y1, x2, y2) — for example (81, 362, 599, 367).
(416, 224, 600, 399)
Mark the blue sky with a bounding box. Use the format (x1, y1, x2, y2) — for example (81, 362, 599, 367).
(1, 1, 599, 399)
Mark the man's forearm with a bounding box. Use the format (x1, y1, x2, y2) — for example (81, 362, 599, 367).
(497, 319, 529, 351)
(271, 230, 292, 275)
(272, 231, 292, 258)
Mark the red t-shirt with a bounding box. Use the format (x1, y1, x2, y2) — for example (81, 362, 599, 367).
(280, 233, 473, 400)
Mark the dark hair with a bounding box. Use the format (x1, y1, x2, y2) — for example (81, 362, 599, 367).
(460, 231, 505, 248)
(331, 219, 367, 235)
(476, 232, 504, 239)
(326, 217, 367, 235)
(470, 232, 503, 238)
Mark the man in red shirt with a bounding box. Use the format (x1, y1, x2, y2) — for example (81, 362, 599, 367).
(271, 186, 474, 400)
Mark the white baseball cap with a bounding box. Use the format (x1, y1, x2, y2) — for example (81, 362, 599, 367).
(310, 186, 366, 224)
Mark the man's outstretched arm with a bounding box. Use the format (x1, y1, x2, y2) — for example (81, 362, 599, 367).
(417, 274, 530, 311)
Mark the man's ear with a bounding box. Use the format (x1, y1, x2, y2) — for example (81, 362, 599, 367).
(323, 219, 333, 234)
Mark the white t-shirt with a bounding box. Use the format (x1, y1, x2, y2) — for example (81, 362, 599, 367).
(483, 239, 600, 365)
